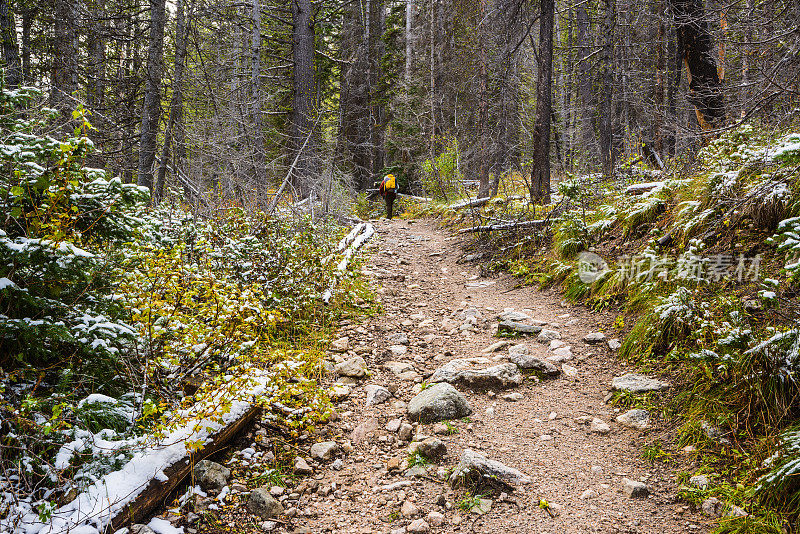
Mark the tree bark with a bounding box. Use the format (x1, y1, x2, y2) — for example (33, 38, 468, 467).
(405, 0, 413, 83)
(136, 0, 167, 194)
(0, 0, 21, 88)
(250, 0, 268, 197)
(477, 0, 490, 199)
(598, 0, 615, 178)
(575, 4, 595, 165)
(20, 6, 33, 83)
(668, 0, 725, 131)
(290, 0, 317, 196)
(51, 0, 78, 110)
(531, 0, 554, 204)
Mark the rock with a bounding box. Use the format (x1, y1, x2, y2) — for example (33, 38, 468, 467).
(449, 449, 531, 488)
(431, 363, 523, 390)
(689, 474, 710, 490)
(330, 337, 349, 352)
(432, 422, 449, 434)
(386, 418, 402, 432)
(405, 465, 428, 478)
(608, 338, 622, 351)
(407, 382, 473, 423)
(390, 345, 408, 356)
(401, 500, 419, 517)
(537, 330, 561, 343)
(508, 344, 528, 356)
(294, 457, 313, 475)
(427, 358, 492, 382)
(310, 441, 340, 462)
(398, 422, 414, 441)
(426, 511, 445, 527)
(501, 392, 523, 402)
(409, 438, 447, 461)
(387, 456, 403, 471)
(365, 385, 392, 406)
(725, 505, 748, 518)
(562, 364, 579, 378)
(270, 486, 285, 497)
(384, 361, 415, 375)
(193, 460, 231, 492)
(616, 409, 650, 430)
(549, 339, 567, 350)
(583, 332, 606, 344)
(129, 525, 156, 534)
(498, 320, 542, 335)
(580, 489, 598, 499)
(388, 332, 409, 345)
(611, 373, 671, 393)
(498, 310, 533, 322)
(507, 352, 560, 377)
(246, 488, 284, 519)
(482, 340, 510, 353)
(335, 356, 368, 378)
(701, 421, 731, 444)
(590, 418, 610, 434)
(621, 478, 649, 498)
(351, 418, 378, 445)
(407, 519, 430, 533)
(470, 498, 493, 515)
(441, 318, 460, 331)
(260, 520, 277, 531)
(548, 347, 573, 362)
(329, 384, 351, 401)
(331, 458, 343, 470)
(701, 497, 722, 517)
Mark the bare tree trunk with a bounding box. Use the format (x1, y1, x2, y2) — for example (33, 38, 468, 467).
(155, 0, 189, 203)
(405, 0, 413, 83)
(531, 0, 554, 204)
(575, 4, 595, 165)
(290, 0, 317, 196)
(668, 0, 725, 131)
(0, 0, 21, 88)
(137, 0, 167, 194)
(20, 7, 33, 83)
(477, 0, 490, 198)
(52, 0, 78, 111)
(250, 0, 268, 196)
(598, 0, 615, 178)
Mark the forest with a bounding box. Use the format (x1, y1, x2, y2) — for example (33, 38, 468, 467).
(1, 0, 799, 532)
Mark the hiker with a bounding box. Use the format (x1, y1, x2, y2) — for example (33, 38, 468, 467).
(379, 174, 397, 219)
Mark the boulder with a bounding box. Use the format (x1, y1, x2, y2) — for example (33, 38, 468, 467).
(616, 409, 650, 430)
(310, 441, 340, 462)
(193, 460, 231, 493)
(537, 329, 561, 343)
(428, 358, 492, 383)
(449, 449, 531, 489)
(507, 352, 560, 377)
(498, 310, 533, 323)
(407, 382, 472, 423)
(611, 373, 671, 393)
(335, 356, 368, 378)
(246, 488, 284, 519)
(365, 385, 392, 406)
(431, 363, 523, 390)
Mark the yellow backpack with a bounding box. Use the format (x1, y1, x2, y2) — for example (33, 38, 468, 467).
(383, 174, 396, 191)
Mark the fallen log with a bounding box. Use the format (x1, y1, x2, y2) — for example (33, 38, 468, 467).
(449, 196, 491, 210)
(322, 222, 375, 303)
(459, 219, 549, 234)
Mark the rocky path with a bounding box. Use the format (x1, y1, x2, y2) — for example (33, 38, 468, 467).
(277, 219, 709, 534)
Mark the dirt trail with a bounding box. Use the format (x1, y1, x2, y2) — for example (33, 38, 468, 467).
(294, 219, 707, 534)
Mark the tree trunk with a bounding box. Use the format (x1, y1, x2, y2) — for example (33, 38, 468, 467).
(405, 0, 413, 83)
(20, 7, 33, 83)
(668, 0, 725, 131)
(531, 0, 554, 204)
(598, 0, 615, 178)
(155, 0, 189, 203)
(0, 0, 21, 88)
(477, 0, 490, 198)
(575, 4, 595, 165)
(136, 0, 167, 194)
(52, 0, 78, 111)
(290, 0, 317, 196)
(250, 0, 268, 197)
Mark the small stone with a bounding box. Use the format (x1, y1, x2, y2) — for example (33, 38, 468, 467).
(386, 418, 402, 432)
(580, 489, 598, 499)
(501, 392, 523, 402)
(608, 338, 622, 351)
(616, 409, 650, 430)
(621, 478, 649, 498)
(701, 497, 722, 517)
(387, 456, 403, 471)
(611, 373, 671, 393)
(388, 332, 409, 345)
(551, 347, 573, 360)
(537, 329, 561, 343)
(426, 511, 445, 526)
(689, 475, 710, 490)
(246, 488, 284, 519)
(549, 339, 567, 350)
(294, 457, 313, 475)
(335, 356, 368, 378)
(470, 498, 493, 515)
(330, 337, 349, 352)
(269, 486, 285, 497)
(590, 418, 610, 434)
(329, 384, 351, 401)
(331, 458, 343, 470)
(506, 352, 560, 377)
(365, 385, 392, 406)
(407, 382, 472, 423)
(390, 345, 408, 356)
(401, 500, 419, 517)
(562, 364, 579, 378)
(129, 525, 156, 534)
(481, 340, 510, 353)
(260, 520, 277, 532)
(432, 422, 449, 434)
(384, 361, 415, 375)
(398, 422, 414, 441)
(409, 437, 447, 461)
(407, 519, 431, 533)
(498, 310, 532, 322)
(310, 441, 340, 462)
(725, 505, 748, 518)
(193, 460, 231, 493)
(449, 449, 531, 487)
(583, 332, 606, 344)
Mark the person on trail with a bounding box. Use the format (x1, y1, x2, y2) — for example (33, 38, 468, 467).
(379, 174, 397, 219)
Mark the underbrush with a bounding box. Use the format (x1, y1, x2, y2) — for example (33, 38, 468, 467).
(449, 124, 800, 530)
(0, 78, 368, 529)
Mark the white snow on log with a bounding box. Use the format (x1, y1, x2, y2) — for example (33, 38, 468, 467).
(9, 369, 272, 534)
(625, 182, 665, 195)
(322, 223, 375, 304)
(448, 197, 491, 210)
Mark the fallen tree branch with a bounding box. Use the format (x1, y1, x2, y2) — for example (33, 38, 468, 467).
(322, 222, 375, 303)
(458, 219, 550, 234)
(449, 196, 491, 210)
